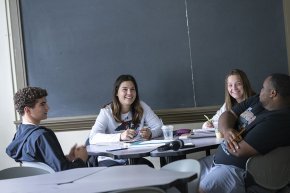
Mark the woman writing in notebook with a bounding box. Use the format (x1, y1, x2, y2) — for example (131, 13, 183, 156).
(202, 69, 256, 129)
(88, 74, 162, 166)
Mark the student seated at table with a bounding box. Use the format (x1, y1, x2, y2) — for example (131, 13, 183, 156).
(6, 87, 88, 172)
(88, 74, 163, 167)
(199, 73, 290, 193)
(202, 69, 255, 129)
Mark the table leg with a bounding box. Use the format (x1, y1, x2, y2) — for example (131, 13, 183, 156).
(160, 157, 167, 167)
(206, 149, 211, 156)
(128, 158, 139, 165)
(175, 183, 189, 193)
(159, 155, 187, 167)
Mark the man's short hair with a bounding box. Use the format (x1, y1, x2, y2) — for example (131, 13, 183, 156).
(269, 73, 290, 97)
(14, 87, 48, 116)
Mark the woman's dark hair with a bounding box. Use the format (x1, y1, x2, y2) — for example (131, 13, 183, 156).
(14, 87, 48, 116)
(111, 74, 143, 125)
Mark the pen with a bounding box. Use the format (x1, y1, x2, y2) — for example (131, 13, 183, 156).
(204, 115, 212, 123)
(233, 127, 246, 142)
(227, 127, 246, 151)
(236, 127, 245, 137)
(106, 147, 128, 152)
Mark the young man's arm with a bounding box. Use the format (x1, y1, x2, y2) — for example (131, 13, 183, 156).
(38, 130, 87, 171)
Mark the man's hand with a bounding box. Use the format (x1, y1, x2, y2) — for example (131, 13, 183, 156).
(66, 144, 77, 161)
(223, 129, 243, 152)
(74, 145, 88, 162)
(66, 144, 88, 162)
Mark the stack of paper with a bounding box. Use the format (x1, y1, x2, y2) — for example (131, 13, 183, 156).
(188, 128, 216, 138)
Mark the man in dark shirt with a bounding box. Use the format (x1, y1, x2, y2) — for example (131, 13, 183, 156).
(199, 73, 290, 193)
(6, 87, 88, 171)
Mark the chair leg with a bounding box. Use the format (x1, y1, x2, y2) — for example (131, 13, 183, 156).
(175, 183, 188, 193)
(87, 155, 99, 167)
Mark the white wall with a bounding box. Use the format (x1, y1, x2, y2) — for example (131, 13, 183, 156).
(0, 0, 92, 169)
(0, 0, 19, 169)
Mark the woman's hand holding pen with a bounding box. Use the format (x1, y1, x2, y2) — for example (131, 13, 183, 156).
(120, 129, 137, 141)
(204, 121, 214, 128)
(139, 127, 152, 140)
(203, 115, 214, 128)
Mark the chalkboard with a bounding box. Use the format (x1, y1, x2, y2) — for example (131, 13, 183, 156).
(20, 0, 288, 118)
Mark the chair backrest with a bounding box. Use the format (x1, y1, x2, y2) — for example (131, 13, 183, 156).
(21, 161, 55, 173)
(160, 159, 200, 193)
(246, 146, 290, 190)
(109, 187, 166, 193)
(0, 166, 50, 180)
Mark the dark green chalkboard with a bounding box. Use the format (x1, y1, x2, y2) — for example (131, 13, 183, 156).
(20, 0, 288, 118)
